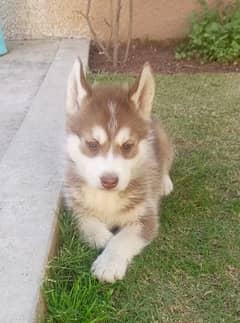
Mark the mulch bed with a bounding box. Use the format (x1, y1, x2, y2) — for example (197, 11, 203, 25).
(89, 42, 240, 74)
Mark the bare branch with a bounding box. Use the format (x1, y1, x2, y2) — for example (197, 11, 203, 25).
(112, 0, 121, 67)
(106, 0, 114, 51)
(78, 0, 112, 62)
(123, 0, 133, 64)
(104, 16, 113, 51)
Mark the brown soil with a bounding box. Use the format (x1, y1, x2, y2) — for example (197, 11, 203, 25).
(89, 43, 240, 74)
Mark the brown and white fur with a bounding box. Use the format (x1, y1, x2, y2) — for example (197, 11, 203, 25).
(64, 58, 174, 283)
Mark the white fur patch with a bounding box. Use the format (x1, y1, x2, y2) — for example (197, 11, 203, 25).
(79, 216, 113, 249)
(115, 127, 130, 145)
(92, 126, 107, 144)
(67, 133, 82, 162)
(162, 175, 173, 196)
(91, 224, 147, 282)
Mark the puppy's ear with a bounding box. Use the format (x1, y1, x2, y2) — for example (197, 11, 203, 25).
(66, 57, 91, 114)
(129, 62, 155, 120)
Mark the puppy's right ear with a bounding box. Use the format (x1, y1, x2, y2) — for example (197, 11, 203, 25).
(66, 58, 91, 115)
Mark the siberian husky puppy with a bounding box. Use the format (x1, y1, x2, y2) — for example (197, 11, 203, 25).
(65, 58, 173, 283)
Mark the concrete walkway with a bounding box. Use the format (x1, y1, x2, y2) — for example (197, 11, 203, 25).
(0, 40, 61, 161)
(0, 39, 89, 323)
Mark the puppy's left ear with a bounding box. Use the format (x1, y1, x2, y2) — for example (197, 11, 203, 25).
(66, 57, 91, 115)
(129, 62, 155, 120)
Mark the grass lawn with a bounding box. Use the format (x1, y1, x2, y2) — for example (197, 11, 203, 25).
(44, 73, 240, 322)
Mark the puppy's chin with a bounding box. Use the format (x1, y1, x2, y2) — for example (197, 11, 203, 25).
(99, 187, 118, 192)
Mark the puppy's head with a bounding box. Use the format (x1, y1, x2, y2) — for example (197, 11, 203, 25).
(66, 58, 155, 191)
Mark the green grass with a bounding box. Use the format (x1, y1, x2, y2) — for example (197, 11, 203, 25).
(44, 73, 240, 322)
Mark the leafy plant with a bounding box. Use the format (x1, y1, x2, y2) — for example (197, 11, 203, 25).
(176, 0, 240, 62)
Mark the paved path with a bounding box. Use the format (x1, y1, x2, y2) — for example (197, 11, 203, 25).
(0, 39, 89, 323)
(0, 40, 60, 161)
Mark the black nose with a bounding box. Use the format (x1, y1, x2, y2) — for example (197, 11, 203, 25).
(100, 173, 119, 190)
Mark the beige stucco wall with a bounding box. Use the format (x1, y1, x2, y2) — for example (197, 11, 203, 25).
(1, 0, 232, 41)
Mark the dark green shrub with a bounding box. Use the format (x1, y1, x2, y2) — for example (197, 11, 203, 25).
(176, 0, 240, 62)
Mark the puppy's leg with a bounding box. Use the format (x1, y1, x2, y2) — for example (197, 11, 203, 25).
(91, 214, 158, 283)
(153, 121, 174, 196)
(162, 174, 173, 196)
(78, 216, 113, 249)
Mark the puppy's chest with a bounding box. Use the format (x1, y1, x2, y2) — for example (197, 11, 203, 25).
(81, 187, 139, 226)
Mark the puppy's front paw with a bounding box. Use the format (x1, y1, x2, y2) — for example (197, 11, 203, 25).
(162, 175, 173, 196)
(91, 251, 128, 283)
(91, 230, 113, 250)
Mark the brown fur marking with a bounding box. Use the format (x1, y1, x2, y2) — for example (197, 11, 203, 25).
(151, 118, 174, 175)
(120, 178, 147, 213)
(140, 212, 159, 241)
